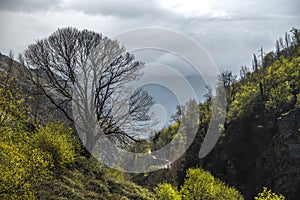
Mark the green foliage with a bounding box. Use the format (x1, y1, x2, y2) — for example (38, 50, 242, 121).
(33, 123, 79, 168)
(2, 27, 299, 199)
(254, 187, 285, 200)
(36, 155, 155, 200)
(226, 27, 300, 120)
(154, 168, 244, 200)
(0, 130, 53, 200)
(180, 168, 215, 199)
(155, 183, 181, 200)
(229, 80, 261, 119)
(151, 121, 180, 151)
(0, 65, 53, 199)
(229, 49, 300, 119)
(180, 168, 244, 200)
(105, 167, 127, 182)
(0, 65, 28, 131)
(265, 56, 300, 115)
(0, 50, 155, 200)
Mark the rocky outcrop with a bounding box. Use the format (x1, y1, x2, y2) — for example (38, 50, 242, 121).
(277, 109, 300, 160)
(263, 108, 300, 200)
(202, 108, 300, 200)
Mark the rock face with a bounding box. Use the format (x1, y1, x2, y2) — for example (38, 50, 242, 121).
(265, 108, 300, 199)
(202, 108, 300, 200)
(278, 109, 300, 160)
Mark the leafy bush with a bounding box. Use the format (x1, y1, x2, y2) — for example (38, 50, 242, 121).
(155, 168, 244, 200)
(255, 187, 285, 200)
(180, 168, 244, 200)
(155, 183, 181, 200)
(0, 133, 53, 200)
(180, 168, 216, 199)
(33, 123, 79, 168)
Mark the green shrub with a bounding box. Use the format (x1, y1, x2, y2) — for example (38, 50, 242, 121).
(155, 183, 181, 200)
(155, 168, 244, 200)
(33, 123, 79, 168)
(180, 168, 244, 200)
(255, 187, 285, 200)
(0, 135, 53, 200)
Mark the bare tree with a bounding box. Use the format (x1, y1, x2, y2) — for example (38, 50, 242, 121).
(218, 70, 237, 109)
(239, 65, 250, 82)
(24, 27, 154, 147)
(252, 53, 259, 72)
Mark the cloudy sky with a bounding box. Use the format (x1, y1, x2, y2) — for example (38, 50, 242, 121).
(0, 0, 299, 74)
(0, 0, 299, 129)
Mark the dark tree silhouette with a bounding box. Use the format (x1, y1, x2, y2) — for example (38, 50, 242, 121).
(24, 27, 154, 146)
(218, 70, 237, 108)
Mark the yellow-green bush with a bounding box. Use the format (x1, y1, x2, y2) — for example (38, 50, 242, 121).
(180, 168, 216, 199)
(255, 187, 285, 200)
(180, 168, 244, 200)
(154, 183, 181, 200)
(155, 168, 244, 200)
(0, 133, 53, 200)
(33, 123, 79, 168)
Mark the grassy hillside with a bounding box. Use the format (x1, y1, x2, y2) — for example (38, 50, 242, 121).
(0, 53, 154, 200)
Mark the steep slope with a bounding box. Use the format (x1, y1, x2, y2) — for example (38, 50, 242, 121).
(136, 28, 300, 199)
(201, 33, 300, 199)
(0, 52, 155, 200)
(35, 156, 155, 200)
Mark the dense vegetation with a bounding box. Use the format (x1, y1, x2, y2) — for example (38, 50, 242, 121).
(155, 168, 244, 200)
(0, 53, 154, 200)
(1, 27, 299, 199)
(131, 27, 299, 199)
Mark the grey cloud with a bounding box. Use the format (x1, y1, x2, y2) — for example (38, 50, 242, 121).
(133, 50, 197, 76)
(65, 0, 171, 18)
(65, 0, 271, 22)
(64, 0, 265, 22)
(0, 0, 61, 12)
(0, 0, 299, 78)
(191, 17, 299, 75)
